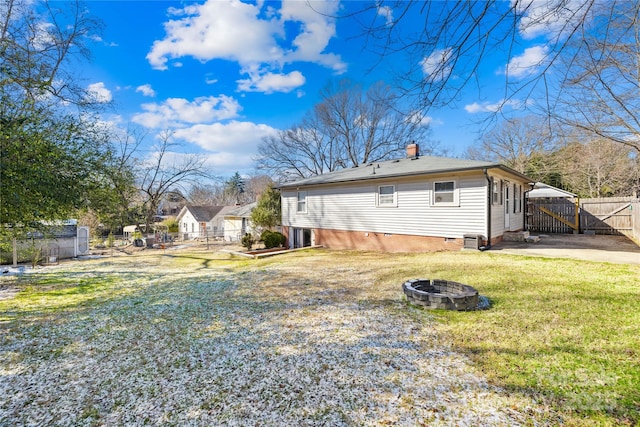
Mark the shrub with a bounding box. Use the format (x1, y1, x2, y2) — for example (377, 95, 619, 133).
(241, 233, 254, 251)
(162, 218, 179, 233)
(107, 232, 115, 248)
(262, 230, 285, 249)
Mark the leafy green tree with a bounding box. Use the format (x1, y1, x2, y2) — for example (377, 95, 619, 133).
(0, 0, 106, 264)
(250, 186, 281, 230)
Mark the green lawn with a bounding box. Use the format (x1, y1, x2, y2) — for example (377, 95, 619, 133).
(371, 251, 640, 426)
(1, 248, 638, 425)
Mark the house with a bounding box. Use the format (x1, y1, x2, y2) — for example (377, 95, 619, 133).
(223, 202, 257, 242)
(278, 143, 534, 252)
(177, 205, 235, 240)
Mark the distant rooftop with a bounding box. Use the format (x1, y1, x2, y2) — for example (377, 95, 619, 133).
(529, 182, 576, 198)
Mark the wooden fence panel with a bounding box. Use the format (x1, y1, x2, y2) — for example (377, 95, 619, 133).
(527, 199, 576, 234)
(579, 197, 635, 236)
(528, 197, 639, 240)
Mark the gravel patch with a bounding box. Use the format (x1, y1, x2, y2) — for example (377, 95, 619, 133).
(0, 255, 534, 426)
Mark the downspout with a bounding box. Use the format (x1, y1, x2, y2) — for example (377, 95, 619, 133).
(480, 169, 492, 251)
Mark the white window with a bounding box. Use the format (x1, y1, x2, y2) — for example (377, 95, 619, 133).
(514, 184, 521, 213)
(433, 180, 457, 205)
(296, 191, 307, 213)
(492, 178, 502, 205)
(377, 185, 396, 207)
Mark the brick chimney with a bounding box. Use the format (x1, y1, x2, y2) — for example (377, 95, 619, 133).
(406, 142, 419, 159)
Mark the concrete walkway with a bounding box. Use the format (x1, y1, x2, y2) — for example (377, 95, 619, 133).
(491, 233, 640, 265)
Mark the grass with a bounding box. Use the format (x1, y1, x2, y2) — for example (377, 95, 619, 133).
(363, 250, 640, 426)
(1, 247, 638, 425)
(417, 253, 640, 426)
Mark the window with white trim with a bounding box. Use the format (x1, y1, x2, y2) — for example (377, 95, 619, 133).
(433, 180, 457, 205)
(377, 185, 396, 207)
(296, 191, 307, 213)
(514, 183, 521, 213)
(492, 178, 502, 205)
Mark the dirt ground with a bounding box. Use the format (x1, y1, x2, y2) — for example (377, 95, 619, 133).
(492, 233, 640, 264)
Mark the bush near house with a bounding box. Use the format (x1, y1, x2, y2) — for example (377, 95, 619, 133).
(241, 233, 254, 251)
(260, 230, 286, 249)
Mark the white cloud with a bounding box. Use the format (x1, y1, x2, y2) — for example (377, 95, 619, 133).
(514, 0, 592, 41)
(279, 0, 346, 73)
(136, 84, 156, 97)
(505, 45, 549, 78)
(146, 0, 346, 91)
(237, 70, 306, 93)
(86, 82, 112, 103)
(406, 111, 434, 127)
(421, 48, 453, 81)
(464, 99, 525, 114)
(377, 5, 394, 26)
(172, 120, 279, 172)
(132, 95, 242, 128)
(147, 1, 284, 70)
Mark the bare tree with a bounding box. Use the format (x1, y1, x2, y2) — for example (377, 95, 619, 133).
(137, 131, 210, 231)
(187, 184, 221, 206)
(256, 80, 436, 181)
(257, 111, 345, 180)
(188, 174, 273, 206)
(556, 138, 638, 197)
(550, 5, 640, 153)
(465, 116, 559, 182)
(351, 1, 640, 152)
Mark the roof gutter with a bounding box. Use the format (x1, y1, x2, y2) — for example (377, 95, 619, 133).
(480, 168, 492, 251)
(277, 163, 532, 190)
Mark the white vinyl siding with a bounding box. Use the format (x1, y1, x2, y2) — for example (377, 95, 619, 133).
(489, 173, 526, 237)
(282, 174, 488, 238)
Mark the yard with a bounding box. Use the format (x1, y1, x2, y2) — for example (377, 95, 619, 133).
(1, 246, 638, 426)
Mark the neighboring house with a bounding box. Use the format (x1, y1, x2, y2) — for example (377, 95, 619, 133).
(177, 205, 235, 240)
(278, 143, 534, 252)
(223, 202, 257, 242)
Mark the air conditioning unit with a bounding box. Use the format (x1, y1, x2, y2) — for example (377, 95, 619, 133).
(463, 234, 483, 250)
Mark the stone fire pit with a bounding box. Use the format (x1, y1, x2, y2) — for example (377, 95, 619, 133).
(402, 279, 479, 310)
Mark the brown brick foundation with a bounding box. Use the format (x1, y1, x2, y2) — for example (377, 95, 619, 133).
(312, 228, 464, 252)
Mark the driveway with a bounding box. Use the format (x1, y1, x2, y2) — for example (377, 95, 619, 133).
(492, 233, 640, 264)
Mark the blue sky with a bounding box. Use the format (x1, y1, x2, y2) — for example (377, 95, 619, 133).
(78, 0, 551, 178)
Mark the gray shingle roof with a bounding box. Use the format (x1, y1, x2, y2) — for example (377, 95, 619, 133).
(185, 206, 226, 222)
(224, 202, 257, 218)
(278, 155, 532, 188)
